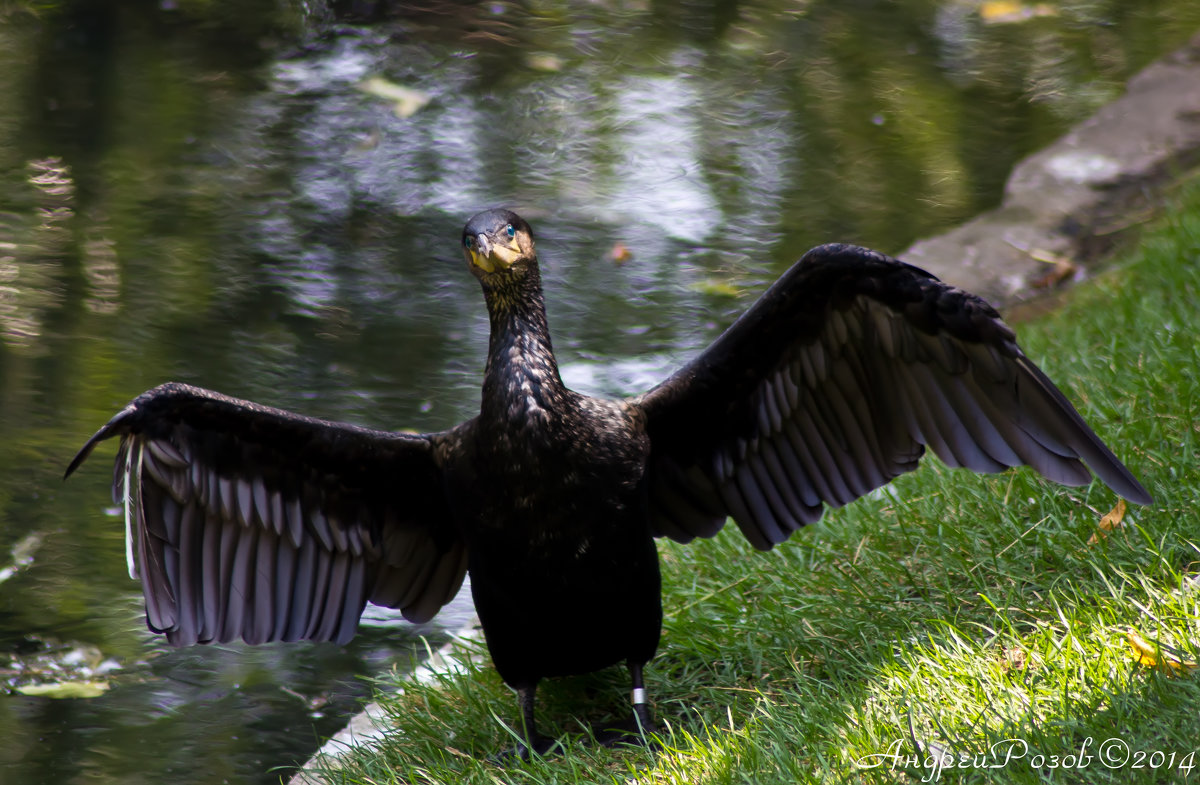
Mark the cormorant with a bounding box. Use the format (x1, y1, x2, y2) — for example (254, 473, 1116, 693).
(66, 208, 1151, 757)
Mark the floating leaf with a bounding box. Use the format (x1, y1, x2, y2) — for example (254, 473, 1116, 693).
(609, 242, 632, 265)
(351, 129, 382, 153)
(16, 680, 111, 698)
(525, 53, 563, 72)
(980, 2, 1058, 24)
(358, 77, 431, 119)
(690, 278, 742, 298)
(1125, 629, 1198, 674)
(1087, 498, 1127, 545)
(0, 531, 43, 585)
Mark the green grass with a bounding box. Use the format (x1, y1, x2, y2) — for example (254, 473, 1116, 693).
(306, 181, 1200, 785)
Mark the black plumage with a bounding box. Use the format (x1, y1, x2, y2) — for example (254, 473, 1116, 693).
(67, 208, 1151, 757)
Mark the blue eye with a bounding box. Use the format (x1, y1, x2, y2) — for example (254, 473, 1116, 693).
(464, 236, 473, 249)
(506, 224, 516, 239)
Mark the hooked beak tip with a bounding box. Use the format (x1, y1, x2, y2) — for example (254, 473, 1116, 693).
(469, 234, 496, 273)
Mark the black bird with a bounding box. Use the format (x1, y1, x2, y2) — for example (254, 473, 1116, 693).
(67, 208, 1151, 757)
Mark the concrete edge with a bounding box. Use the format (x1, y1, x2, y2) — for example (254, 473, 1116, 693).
(898, 30, 1200, 308)
(287, 621, 486, 785)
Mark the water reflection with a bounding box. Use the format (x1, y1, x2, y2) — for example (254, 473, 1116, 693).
(1, 0, 1198, 783)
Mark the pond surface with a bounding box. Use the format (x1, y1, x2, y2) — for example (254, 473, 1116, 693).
(1, 1, 1198, 783)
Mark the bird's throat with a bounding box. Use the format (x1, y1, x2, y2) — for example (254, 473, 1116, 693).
(481, 270, 566, 424)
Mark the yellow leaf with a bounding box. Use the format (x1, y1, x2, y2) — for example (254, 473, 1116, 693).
(1087, 498, 1126, 545)
(609, 242, 633, 265)
(980, 1, 1021, 20)
(1125, 629, 1198, 674)
(690, 278, 742, 298)
(525, 53, 563, 72)
(358, 77, 431, 119)
(16, 680, 111, 698)
(980, 1, 1058, 24)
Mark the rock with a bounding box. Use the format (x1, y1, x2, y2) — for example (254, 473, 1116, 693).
(901, 31, 1200, 307)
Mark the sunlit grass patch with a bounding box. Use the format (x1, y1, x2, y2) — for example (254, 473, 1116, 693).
(310, 182, 1200, 784)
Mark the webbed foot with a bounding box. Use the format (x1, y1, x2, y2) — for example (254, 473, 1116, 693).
(489, 681, 563, 764)
(594, 703, 659, 748)
(489, 734, 564, 764)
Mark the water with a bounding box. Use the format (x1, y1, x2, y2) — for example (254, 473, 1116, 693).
(1, 1, 1197, 782)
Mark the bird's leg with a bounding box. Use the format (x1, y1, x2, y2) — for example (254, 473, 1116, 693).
(628, 661, 656, 737)
(500, 682, 560, 761)
(595, 660, 659, 748)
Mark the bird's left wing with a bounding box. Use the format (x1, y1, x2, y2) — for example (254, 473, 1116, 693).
(631, 244, 1151, 551)
(66, 382, 465, 646)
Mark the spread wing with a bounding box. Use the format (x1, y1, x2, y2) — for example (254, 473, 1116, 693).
(66, 382, 466, 646)
(632, 244, 1151, 551)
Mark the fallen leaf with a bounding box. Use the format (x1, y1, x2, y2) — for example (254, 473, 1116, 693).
(358, 77, 431, 119)
(1087, 498, 1127, 545)
(525, 53, 563, 72)
(980, 1, 1058, 24)
(609, 242, 632, 265)
(16, 680, 111, 698)
(1001, 646, 1029, 672)
(690, 278, 742, 298)
(1125, 629, 1198, 674)
(0, 531, 44, 585)
(1029, 254, 1079, 289)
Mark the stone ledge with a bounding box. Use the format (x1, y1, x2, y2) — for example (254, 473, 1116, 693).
(901, 30, 1200, 307)
(288, 621, 486, 785)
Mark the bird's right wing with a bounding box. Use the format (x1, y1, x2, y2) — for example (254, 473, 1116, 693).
(66, 382, 466, 646)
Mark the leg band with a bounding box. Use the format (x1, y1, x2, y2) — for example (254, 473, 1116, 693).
(631, 687, 647, 705)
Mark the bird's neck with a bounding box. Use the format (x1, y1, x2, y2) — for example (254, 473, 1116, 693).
(481, 266, 567, 421)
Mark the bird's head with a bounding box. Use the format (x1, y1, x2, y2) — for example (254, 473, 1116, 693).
(462, 209, 537, 284)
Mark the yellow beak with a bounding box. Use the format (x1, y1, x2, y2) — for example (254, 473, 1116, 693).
(468, 234, 521, 273)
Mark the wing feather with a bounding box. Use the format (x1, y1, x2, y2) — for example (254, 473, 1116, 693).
(272, 534, 298, 642)
(403, 543, 468, 624)
(249, 527, 278, 645)
(731, 461, 782, 549)
(287, 536, 318, 642)
(302, 541, 336, 641)
(337, 557, 369, 644)
(767, 430, 822, 509)
(223, 522, 256, 642)
(200, 510, 222, 642)
(757, 438, 818, 526)
(176, 501, 202, 645)
(315, 550, 350, 643)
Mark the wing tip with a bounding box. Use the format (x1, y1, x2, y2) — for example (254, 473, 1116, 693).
(1082, 439, 1154, 507)
(64, 383, 191, 480)
(1116, 480, 1153, 507)
(64, 409, 135, 479)
(63, 442, 97, 481)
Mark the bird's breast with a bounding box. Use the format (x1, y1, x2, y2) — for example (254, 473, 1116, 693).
(454, 394, 650, 550)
